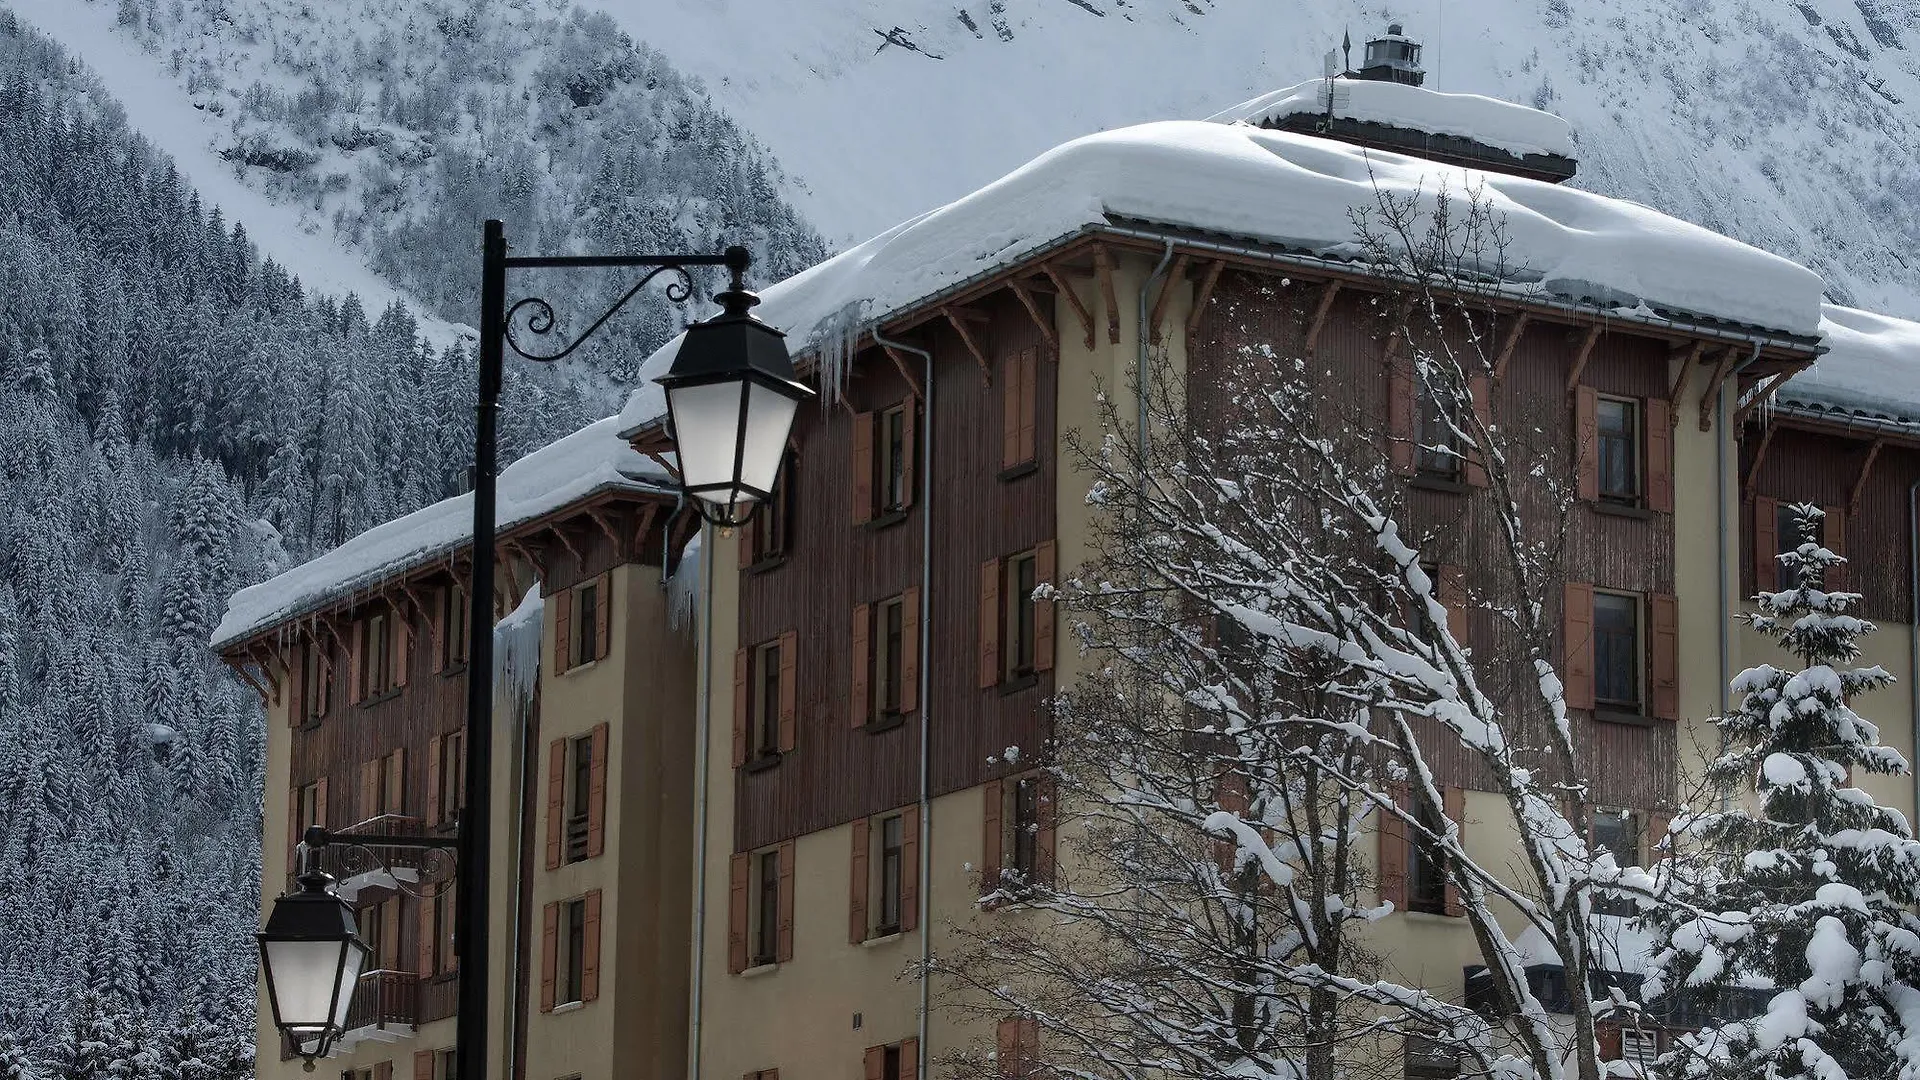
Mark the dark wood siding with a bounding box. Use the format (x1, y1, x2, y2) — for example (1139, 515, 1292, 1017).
(1188, 270, 1677, 811)
(734, 293, 1057, 852)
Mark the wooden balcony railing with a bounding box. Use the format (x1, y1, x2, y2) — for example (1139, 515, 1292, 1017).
(345, 969, 419, 1034)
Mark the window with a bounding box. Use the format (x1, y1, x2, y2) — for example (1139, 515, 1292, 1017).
(300, 643, 330, 725)
(361, 612, 392, 699)
(362, 748, 403, 820)
(883, 1045, 902, 1080)
(749, 456, 795, 563)
(359, 897, 398, 971)
(1775, 502, 1827, 586)
(574, 580, 599, 665)
(756, 849, 781, 966)
(440, 585, 468, 669)
(1593, 593, 1641, 711)
(875, 597, 904, 721)
(559, 897, 586, 1006)
(1011, 777, 1041, 882)
(1414, 381, 1461, 480)
(427, 884, 456, 975)
(755, 640, 782, 758)
(879, 404, 910, 513)
(877, 815, 904, 934)
(1005, 553, 1038, 681)
(343, 1068, 373, 1080)
(435, 730, 465, 827)
(430, 1048, 455, 1080)
(567, 734, 592, 863)
(1591, 808, 1641, 916)
(1407, 799, 1448, 915)
(298, 781, 323, 839)
(1596, 397, 1640, 504)
(1002, 346, 1039, 473)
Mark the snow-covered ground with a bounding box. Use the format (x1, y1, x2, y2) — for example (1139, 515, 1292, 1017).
(14, 1, 471, 346)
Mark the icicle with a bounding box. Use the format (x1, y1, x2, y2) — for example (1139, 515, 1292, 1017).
(813, 299, 869, 408)
(668, 532, 703, 636)
(493, 583, 544, 708)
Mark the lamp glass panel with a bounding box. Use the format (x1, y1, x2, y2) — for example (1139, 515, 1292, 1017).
(738, 383, 799, 496)
(667, 381, 748, 490)
(265, 939, 354, 1028)
(331, 942, 368, 1029)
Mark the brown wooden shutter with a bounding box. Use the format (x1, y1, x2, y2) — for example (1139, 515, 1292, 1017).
(738, 508, 759, 569)
(776, 839, 796, 962)
(539, 901, 557, 1012)
(1378, 782, 1408, 910)
(1034, 541, 1056, 672)
(430, 590, 446, 675)
(1823, 505, 1848, 591)
(586, 722, 608, 858)
(347, 625, 364, 706)
(728, 853, 750, 974)
(996, 1019, 1021, 1079)
(1002, 351, 1024, 470)
(426, 735, 442, 827)
(852, 411, 875, 524)
(595, 572, 612, 661)
(581, 888, 602, 1002)
(374, 1060, 392, 1080)
(381, 897, 401, 970)
(1017, 1019, 1041, 1077)
(901, 803, 921, 931)
(979, 558, 1002, 688)
(361, 758, 380, 821)
(1754, 496, 1780, 594)
(287, 787, 300, 874)
(390, 610, 409, 689)
(1035, 776, 1057, 884)
(1563, 582, 1595, 711)
(732, 648, 750, 767)
(900, 586, 921, 713)
(416, 890, 434, 978)
(1387, 360, 1415, 475)
(777, 630, 798, 753)
(1019, 347, 1038, 465)
(545, 738, 565, 870)
(901, 404, 918, 509)
(1646, 398, 1673, 512)
(413, 1051, 432, 1080)
(1438, 563, 1469, 648)
(848, 817, 869, 943)
(1465, 375, 1492, 488)
(1647, 811, 1672, 864)
(900, 1037, 919, 1080)
(1575, 386, 1599, 502)
(553, 586, 573, 675)
(1442, 785, 1467, 917)
(386, 747, 406, 816)
(315, 776, 328, 826)
(444, 885, 458, 975)
(290, 644, 305, 728)
(865, 1046, 885, 1080)
(851, 602, 871, 729)
(1651, 593, 1679, 720)
(982, 779, 1003, 897)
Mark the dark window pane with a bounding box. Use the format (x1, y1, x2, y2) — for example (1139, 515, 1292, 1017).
(565, 899, 584, 1002)
(1012, 556, 1037, 675)
(757, 851, 780, 964)
(1415, 382, 1459, 478)
(1013, 778, 1039, 878)
(883, 601, 903, 714)
(883, 408, 907, 510)
(1597, 399, 1638, 502)
(1409, 800, 1447, 914)
(577, 585, 598, 660)
(880, 815, 903, 931)
(758, 644, 780, 754)
(1593, 594, 1639, 707)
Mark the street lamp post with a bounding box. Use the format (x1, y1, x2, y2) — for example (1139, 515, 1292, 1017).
(259, 220, 809, 1080)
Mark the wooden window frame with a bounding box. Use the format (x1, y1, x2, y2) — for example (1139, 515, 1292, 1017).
(1591, 590, 1643, 715)
(876, 596, 904, 723)
(361, 612, 392, 701)
(753, 640, 782, 760)
(559, 896, 586, 1006)
(865, 1039, 920, 1080)
(981, 546, 1054, 690)
(1004, 553, 1038, 683)
(573, 578, 600, 666)
(1412, 376, 1464, 483)
(1594, 395, 1642, 506)
(754, 849, 781, 967)
(566, 733, 592, 863)
(439, 585, 469, 672)
(745, 452, 796, 567)
(877, 813, 905, 935)
(854, 402, 917, 526)
(300, 641, 330, 727)
(1406, 797, 1448, 916)
(734, 633, 797, 768)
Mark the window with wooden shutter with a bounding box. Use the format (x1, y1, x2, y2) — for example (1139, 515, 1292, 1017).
(1377, 782, 1409, 911)
(373, 1060, 391, 1080)
(593, 572, 612, 662)
(1651, 593, 1679, 720)
(900, 1036, 919, 1080)
(1465, 375, 1492, 487)
(360, 758, 380, 821)
(1574, 385, 1600, 502)
(1646, 398, 1673, 511)
(1033, 542, 1055, 673)
(1753, 495, 1780, 594)
(1387, 358, 1415, 475)
(776, 839, 796, 962)
(585, 722, 608, 858)
(1002, 347, 1039, 472)
(426, 735, 442, 826)
(581, 889, 602, 1002)
(732, 648, 749, 768)
(981, 779, 1003, 899)
(414, 1050, 433, 1080)
(979, 558, 1002, 688)
(539, 901, 558, 1012)
(390, 605, 409, 689)
(852, 410, 875, 524)
(1441, 786, 1467, 917)
(347, 623, 365, 706)
(553, 586, 573, 674)
(778, 630, 798, 752)
(1563, 582, 1595, 711)
(877, 403, 914, 515)
(848, 817, 869, 943)
(851, 602, 871, 729)
(727, 853, 749, 974)
(385, 747, 405, 817)
(545, 737, 565, 871)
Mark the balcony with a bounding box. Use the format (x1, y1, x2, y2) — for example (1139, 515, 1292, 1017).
(310, 814, 447, 901)
(336, 970, 419, 1050)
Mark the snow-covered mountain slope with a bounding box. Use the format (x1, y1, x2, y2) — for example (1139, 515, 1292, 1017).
(601, 0, 1920, 319)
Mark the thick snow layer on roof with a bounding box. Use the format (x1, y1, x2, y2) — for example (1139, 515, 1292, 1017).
(1780, 304, 1920, 424)
(619, 120, 1821, 431)
(1207, 79, 1576, 160)
(212, 416, 672, 649)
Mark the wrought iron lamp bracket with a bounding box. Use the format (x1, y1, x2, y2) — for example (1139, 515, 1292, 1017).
(299, 824, 462, 902)
(499, 248, 748, 366)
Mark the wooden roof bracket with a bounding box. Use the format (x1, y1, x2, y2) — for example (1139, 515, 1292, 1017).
(1186, 260, 1226, 343)
(1698, 346, 1741, 431)
(317, 613, 353, 657)
(547, 521, 585, 566)
(400, 581, 436, 636)
(669, 504, 701, 555)
(644, 450, 681, 484)
(1092, 244, 1121, 345)
(1147, 252, 1190, 345)
(223, 655, 273, 707)
(1743, 422, 1777, 503)
(1850, 440, 1886, 516)
(631, 503, 661, 564)
(942, 306, 993, 386)
(881, 345, 926, 400)
(246, 643, 284, 703)
(1668, 341, 1706, 428)
(1007, 279, 1057, 351)
(1302, 281, 1342, 358)
(1492, 312, 1530, 381)
(1563, 324, 1604, 394)
(587, 508, 624, 551)
(1732, 359, 1814, 430)
(1042, 263, 1096, 350)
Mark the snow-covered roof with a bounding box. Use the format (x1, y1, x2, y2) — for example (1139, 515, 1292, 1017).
(212, 415, 674, 651)
(1207, 78, 1576, 160)
(619, 120, 1823, 432)
(1777, 304, 1920, 429)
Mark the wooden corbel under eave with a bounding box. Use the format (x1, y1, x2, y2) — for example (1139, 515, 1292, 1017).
(400, 581, 437, 644)
(1563, 324, 1604, 394)
(630, 503, 661, 559)
(1091, 245, 1121, 345)
(1042, 263, 1097, 350)
(643, 450, 681, 483)
(245, 643, 284, 704)
(1732, 360, 1814, 429)
(1147, 252, 1190, 345)
(1850, 440, 1886, 516)
(882, 345, 926, 400)
(1186, 259, 1226, 341)
(1491, 311, 1530, 381)
(545, 521, 585, 567)
(1006, 279, 1056, 351)
(1698, 346, 1741, 431)
(1667, 341, 1706, 427)
(1302, 281, 1342, 358)
(942, 306, 993, 386)
(223, 654, 273, 707)
(1742, 422, 1777, 504)
(586, 507, 624, 550)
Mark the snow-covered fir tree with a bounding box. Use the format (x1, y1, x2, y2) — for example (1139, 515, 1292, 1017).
(1646, 504, 1920, 1080)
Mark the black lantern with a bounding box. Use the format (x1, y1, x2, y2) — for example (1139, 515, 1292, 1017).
(257, 869, 369, 1068)
(655, 246, 813, 529)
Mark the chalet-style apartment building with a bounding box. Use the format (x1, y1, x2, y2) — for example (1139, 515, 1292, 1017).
(216, 38, 1920, 1080)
